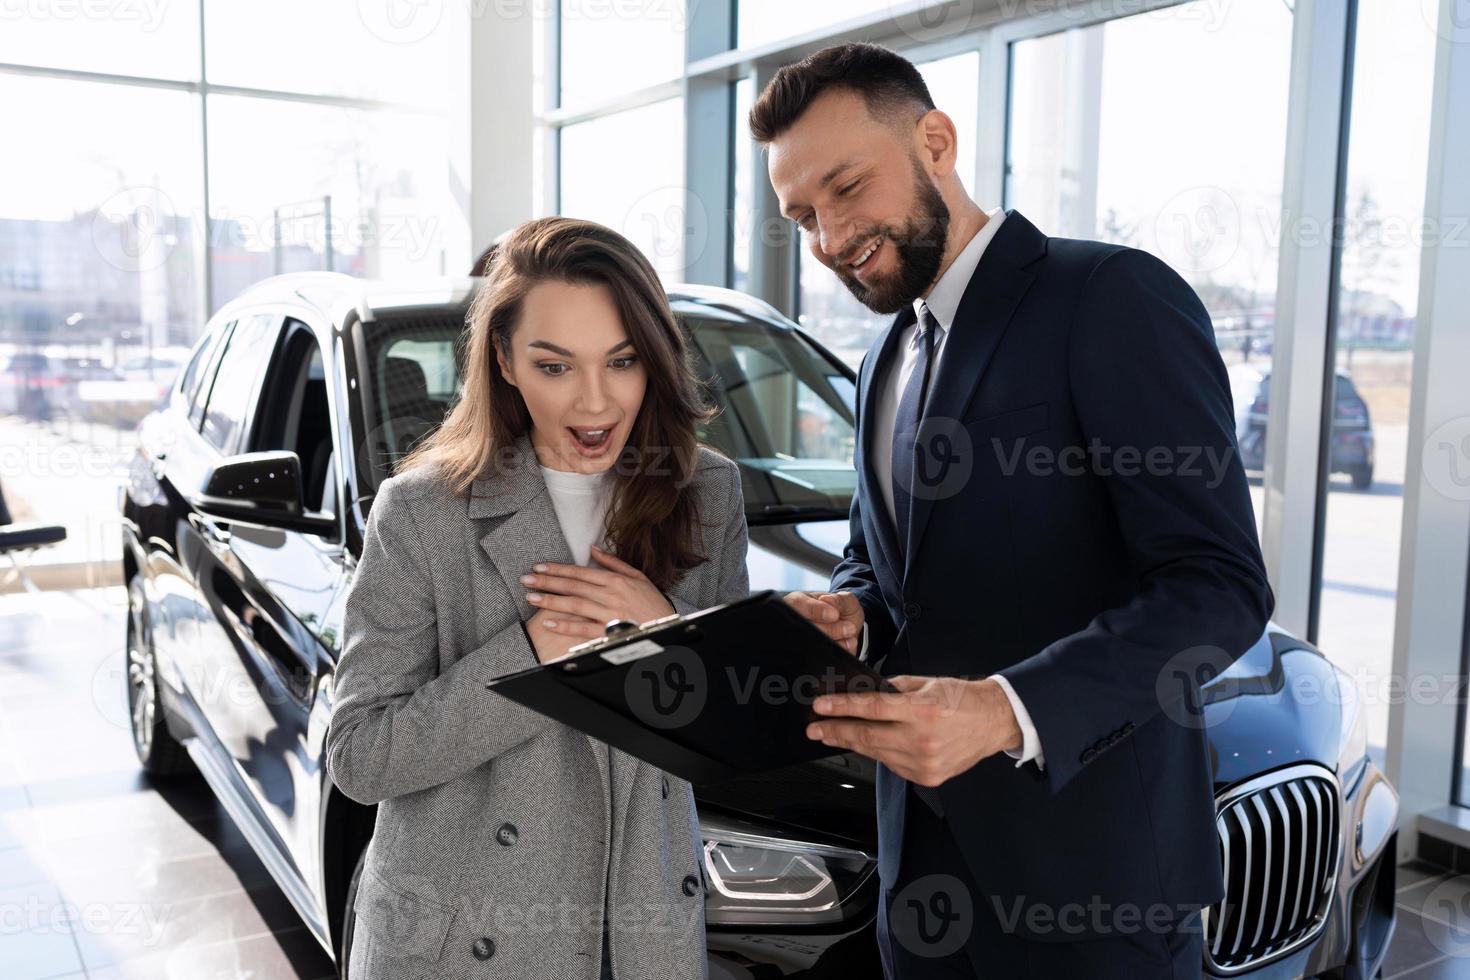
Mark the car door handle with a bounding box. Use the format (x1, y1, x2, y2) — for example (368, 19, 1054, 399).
(188, 512, 231, 549)
(204, 522, 231, 548)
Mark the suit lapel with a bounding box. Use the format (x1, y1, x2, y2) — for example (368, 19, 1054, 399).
(859, 304, 914, 583)
(903, 210, 1047, 573)
(466, 432, 614, 825)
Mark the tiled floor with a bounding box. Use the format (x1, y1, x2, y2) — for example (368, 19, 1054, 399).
(1389, 861, 1470, 978)
(0, 588, 334, 979)
(2, 586, 1469, 979)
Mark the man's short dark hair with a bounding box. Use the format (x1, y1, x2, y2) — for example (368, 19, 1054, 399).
(748, 42, 935, 145)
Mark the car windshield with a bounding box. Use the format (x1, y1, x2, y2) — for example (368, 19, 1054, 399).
(357, 308, 858, 521)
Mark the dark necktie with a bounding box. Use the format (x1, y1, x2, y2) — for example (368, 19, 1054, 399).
(891, 303, 940, 560)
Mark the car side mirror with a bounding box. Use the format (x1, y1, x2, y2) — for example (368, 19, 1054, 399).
(190, 450, 338, 537)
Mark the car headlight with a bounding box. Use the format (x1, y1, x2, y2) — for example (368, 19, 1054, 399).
(1334, 664, 1368, 796)
(699, 813, 876, 926)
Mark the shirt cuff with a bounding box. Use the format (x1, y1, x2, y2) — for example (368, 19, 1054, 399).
(857, 621, 870, 661)
(991, 673, 1045, 770)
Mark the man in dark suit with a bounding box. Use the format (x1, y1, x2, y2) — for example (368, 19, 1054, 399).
(762, 43, 1273, 977)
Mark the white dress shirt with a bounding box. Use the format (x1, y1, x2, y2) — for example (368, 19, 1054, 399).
(851, 208, 1047, 770)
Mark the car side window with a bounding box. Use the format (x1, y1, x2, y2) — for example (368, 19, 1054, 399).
(199, 314, 282, 454)
(173, 322, 228, 417)
(250, 320, 338, 521)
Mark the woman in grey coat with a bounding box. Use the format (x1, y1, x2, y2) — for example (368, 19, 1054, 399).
(326, 216, 751, 979)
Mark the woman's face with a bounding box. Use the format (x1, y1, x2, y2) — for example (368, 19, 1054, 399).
(496, 279, 649, 474)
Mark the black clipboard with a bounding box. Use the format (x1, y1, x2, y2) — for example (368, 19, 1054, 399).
(485, 590, 896, 785)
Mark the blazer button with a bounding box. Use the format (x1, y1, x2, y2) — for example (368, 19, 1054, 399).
(496, 822, 518, 846)
(681, 874, 700, 897)
(661, 776, 669, 799)
(472, 937, 496, 960)
(903, 601, 922, 619)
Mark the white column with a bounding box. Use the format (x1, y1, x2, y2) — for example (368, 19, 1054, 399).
(446, 0, 541, 273)
(1258, 0, 1352, 637)
(1387, 0, 1470, 861)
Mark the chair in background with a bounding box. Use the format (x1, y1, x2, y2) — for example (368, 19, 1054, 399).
(0, 478, 67, 595)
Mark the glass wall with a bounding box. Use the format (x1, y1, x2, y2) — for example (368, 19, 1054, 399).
(559, 99, 688, 281)
(1006, 0, 1295, 537)
(739, 0, 893, 49)
(207, 97, 450, 307)
(559, 0, 686, 106)
(0, 73, 206, 568)
(1313, 0, 1436, 763)
(0, 4, 454, 575)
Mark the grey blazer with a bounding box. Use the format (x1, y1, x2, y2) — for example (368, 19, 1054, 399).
(326, 432, 749, 980)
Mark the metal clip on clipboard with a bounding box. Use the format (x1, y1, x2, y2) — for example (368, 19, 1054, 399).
(558, 612, 694, 668)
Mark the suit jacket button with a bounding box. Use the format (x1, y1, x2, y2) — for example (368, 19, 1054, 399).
(472, 937, 495, 960)
(1108, 732, 1123, 746)
(1080, 748, 1097, 764)
(662, 776, 669, 799)
(681, 874, 700, 897)
(903, 601, 922, 619)
(496, 823, 518, 846)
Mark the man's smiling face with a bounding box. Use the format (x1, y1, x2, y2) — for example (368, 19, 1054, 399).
(766, 87, 949, 315)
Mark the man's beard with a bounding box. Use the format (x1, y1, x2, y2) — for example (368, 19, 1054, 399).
(834, 159, 950, 315)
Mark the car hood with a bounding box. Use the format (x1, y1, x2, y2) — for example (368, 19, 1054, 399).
(1203, 632, 1346, 786)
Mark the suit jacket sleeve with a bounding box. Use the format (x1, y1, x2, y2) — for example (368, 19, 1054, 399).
(830, 348, 898, 666)
(325, 475, 555, 804)
(998, 247, 1274, 795)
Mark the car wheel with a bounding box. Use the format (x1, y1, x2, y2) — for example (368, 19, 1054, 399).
(1351, 464, 1373, 490)
(126, 576, 193, 777)
(339, 847, 368, 979)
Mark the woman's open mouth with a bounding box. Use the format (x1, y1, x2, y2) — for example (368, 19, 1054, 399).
(567, 424, 616, 457)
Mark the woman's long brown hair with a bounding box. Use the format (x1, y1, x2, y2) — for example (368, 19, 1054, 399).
(396, 216, 719, 591)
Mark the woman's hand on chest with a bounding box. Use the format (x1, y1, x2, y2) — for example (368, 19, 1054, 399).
(519, 544, 676, 646)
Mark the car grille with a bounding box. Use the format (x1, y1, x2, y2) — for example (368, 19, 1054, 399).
(1204, 764, 1342, 974)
